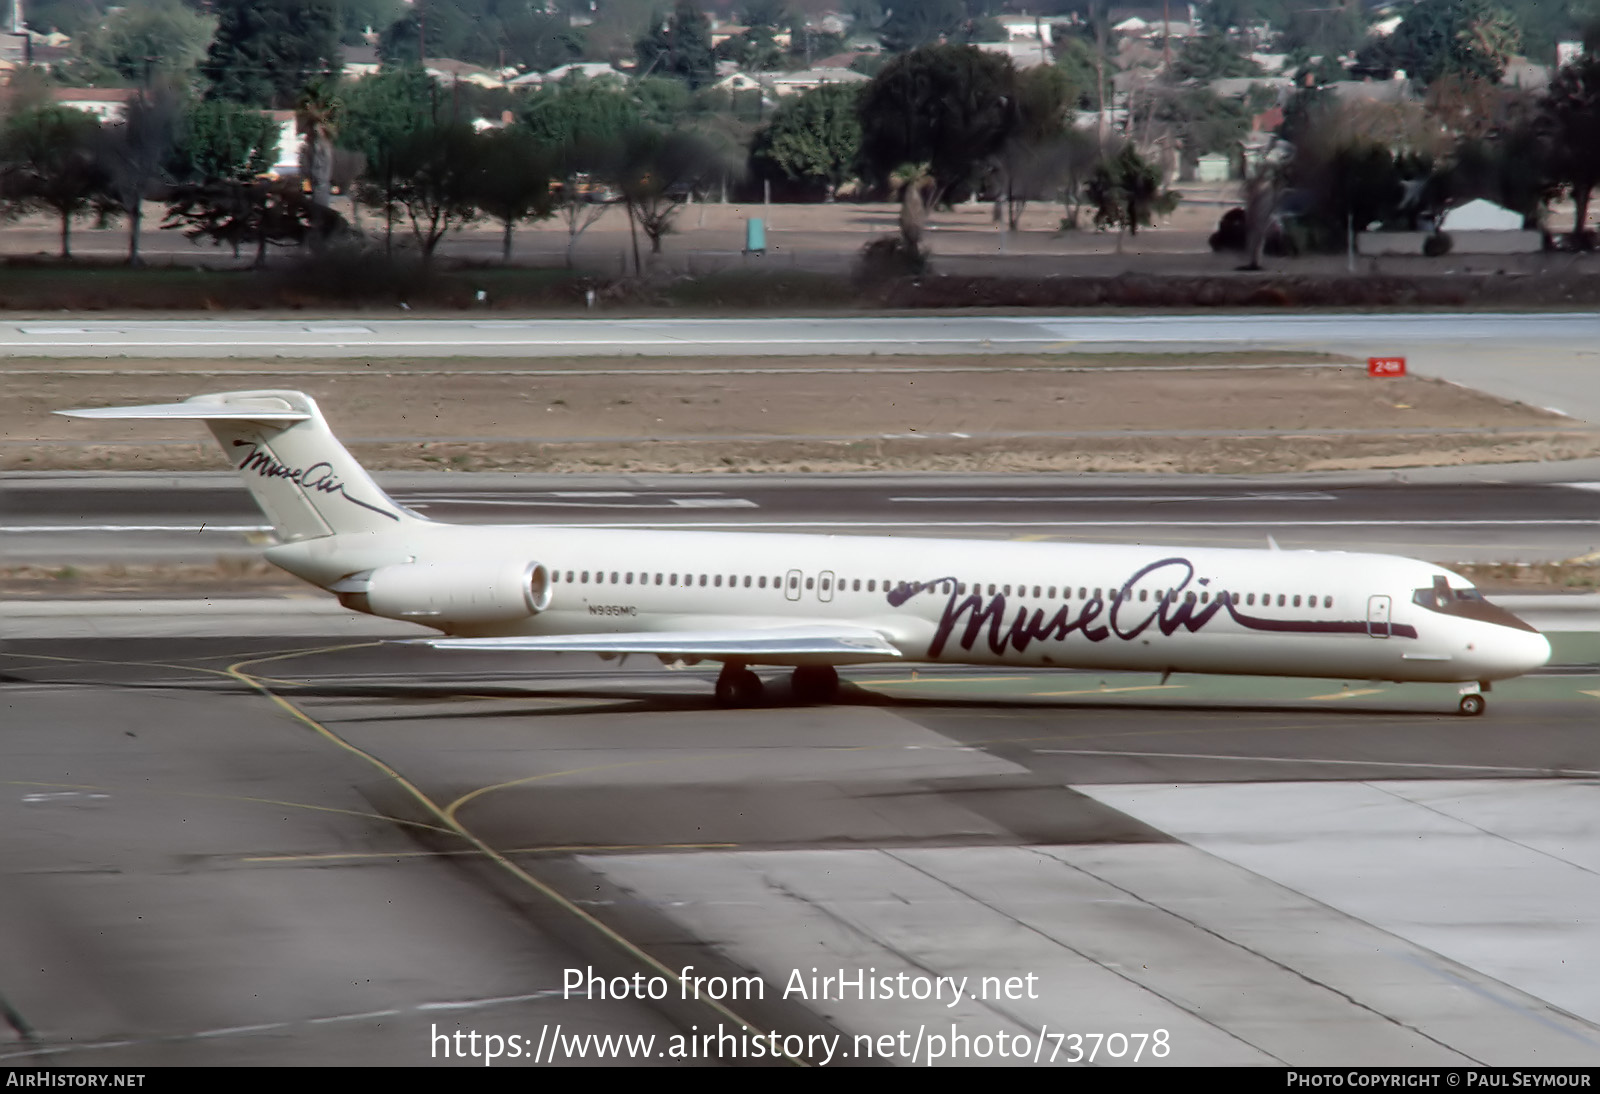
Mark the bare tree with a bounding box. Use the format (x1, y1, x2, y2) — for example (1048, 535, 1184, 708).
(96, 88, 182, 266)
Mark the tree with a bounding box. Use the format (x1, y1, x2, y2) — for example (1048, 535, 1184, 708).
(1084, 143, 1179, 249)
(1540, 49, 1600, 239)
(336, 67, 438, 253)
(165, 177, 343, 267)
(1237, 140, 1288, 270)
(719, 24, 785, 71)
(201, 0, 341, 109)
(1148, 86, 1252, 178)
(75, 0, 217, 85)
(337, 0, 404, 48)
(635, 0, 718, 90)
(879, 0, 964, 54)
(385, 123, 485, 263)
(858, 44, 1019, 201)
(992, 64, 1077, 228)
(1368, 0, 1523, 86)
(474, 127, 556, 261)
(750, 83, 862, 199)
(519, 75, 642, 149)
(297, 78, 339, 212)
(3, 105, 107, 258)
(1169, 32, 1262, 82)
(167, 98, 280, 184)
(503, 13, 587, 72)
(609, 126, 717, 272)
(520, 78, 641, 267)
(96, 89, 182, 265)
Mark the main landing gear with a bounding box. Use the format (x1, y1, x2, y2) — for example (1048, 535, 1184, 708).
(713, 664, 841, 707)
(714, 663, 765, 707)
(791, 665, 840, 703)
(1457, 682, 1488, 717)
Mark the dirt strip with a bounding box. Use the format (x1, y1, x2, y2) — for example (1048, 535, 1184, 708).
(8, 356, 1593, 475)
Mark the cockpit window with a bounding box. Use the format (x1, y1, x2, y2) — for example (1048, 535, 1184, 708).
(1412, 576, 1536, 632)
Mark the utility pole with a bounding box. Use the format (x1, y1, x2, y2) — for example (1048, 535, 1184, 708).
(1162, 0, 1171, 73)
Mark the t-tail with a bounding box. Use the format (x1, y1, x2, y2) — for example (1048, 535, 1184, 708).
(57, 390, 419, 542)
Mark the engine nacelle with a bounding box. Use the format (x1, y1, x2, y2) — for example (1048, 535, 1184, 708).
(340, 560, 552, 623)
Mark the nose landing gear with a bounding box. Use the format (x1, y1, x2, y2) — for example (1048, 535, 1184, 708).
(1457, 681, 1488, 717)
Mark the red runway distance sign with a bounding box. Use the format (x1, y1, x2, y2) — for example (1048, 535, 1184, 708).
(1368, 356, 1407, 377)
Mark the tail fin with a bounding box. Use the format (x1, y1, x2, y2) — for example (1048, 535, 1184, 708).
(57, 390, 417, 542)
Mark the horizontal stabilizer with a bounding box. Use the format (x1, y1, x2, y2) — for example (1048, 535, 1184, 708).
(412, 624, 902, 659)
(57, 398, 310, 422)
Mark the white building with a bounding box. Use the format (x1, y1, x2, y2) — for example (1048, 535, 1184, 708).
(50, 87, 139, 123)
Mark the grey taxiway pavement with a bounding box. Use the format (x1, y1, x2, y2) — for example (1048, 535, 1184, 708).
(4, 636, 1600, 1066)
(7, 469, 1600, 566)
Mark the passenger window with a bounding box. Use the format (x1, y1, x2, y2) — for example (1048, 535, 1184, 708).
(987, 584, 996, 596)
(788, 576, 797, 589)
(1095, 588, 1103, 600)
(1185, 591, 1196, 603)
(759, 576, 767, 588)
(806, 577, 814, 590)
(714, 575, 722, 587)
(1292, 595, 1301, 607)
(610, 572, 620, 583)
(821, 578, 831, 592)
(1324, 596, 1332, 608)
(1200, 592, 1209, 603)
(654, 573, 662, 585)
(852, 579, 860, 591)
(699, 575, 707, 586)
(1047, 586, 1056, 598)
(867, 580, 876, 592)
(1277, 594, 1285, 607)
(581, 571, 590, 583)
(1139, 589, 1147, 601)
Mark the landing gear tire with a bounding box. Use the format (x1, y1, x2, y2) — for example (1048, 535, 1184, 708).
(791, 665, 840, 704)
(1458, 693, 1486, 717)
(715, 665, 765, 708)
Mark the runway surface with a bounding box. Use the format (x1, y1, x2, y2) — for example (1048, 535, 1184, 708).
(8, 471, 1600, 565)
(4, 636, 1599, 1065)
(0, 313, 1594, 357)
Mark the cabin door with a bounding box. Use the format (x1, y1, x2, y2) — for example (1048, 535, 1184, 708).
(1366, 595, 1392, 638)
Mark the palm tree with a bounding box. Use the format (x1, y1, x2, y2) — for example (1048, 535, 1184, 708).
(296, 78, 338, 211)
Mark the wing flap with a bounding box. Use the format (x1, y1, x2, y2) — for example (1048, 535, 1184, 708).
(411, 624, 901, 659)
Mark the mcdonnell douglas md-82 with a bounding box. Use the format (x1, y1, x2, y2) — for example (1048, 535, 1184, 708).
(60, 390, 1552, 716)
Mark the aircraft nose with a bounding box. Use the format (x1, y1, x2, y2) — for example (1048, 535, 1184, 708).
(1491, 627, 1551, 678)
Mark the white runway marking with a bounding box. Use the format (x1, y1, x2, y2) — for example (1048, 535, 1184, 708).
(889, 492, 1339, 503)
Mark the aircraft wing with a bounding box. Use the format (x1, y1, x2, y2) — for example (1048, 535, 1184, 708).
(411, 623, 902, 659)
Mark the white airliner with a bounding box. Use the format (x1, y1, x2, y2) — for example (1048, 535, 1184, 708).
(60, 389, 1552, 716)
